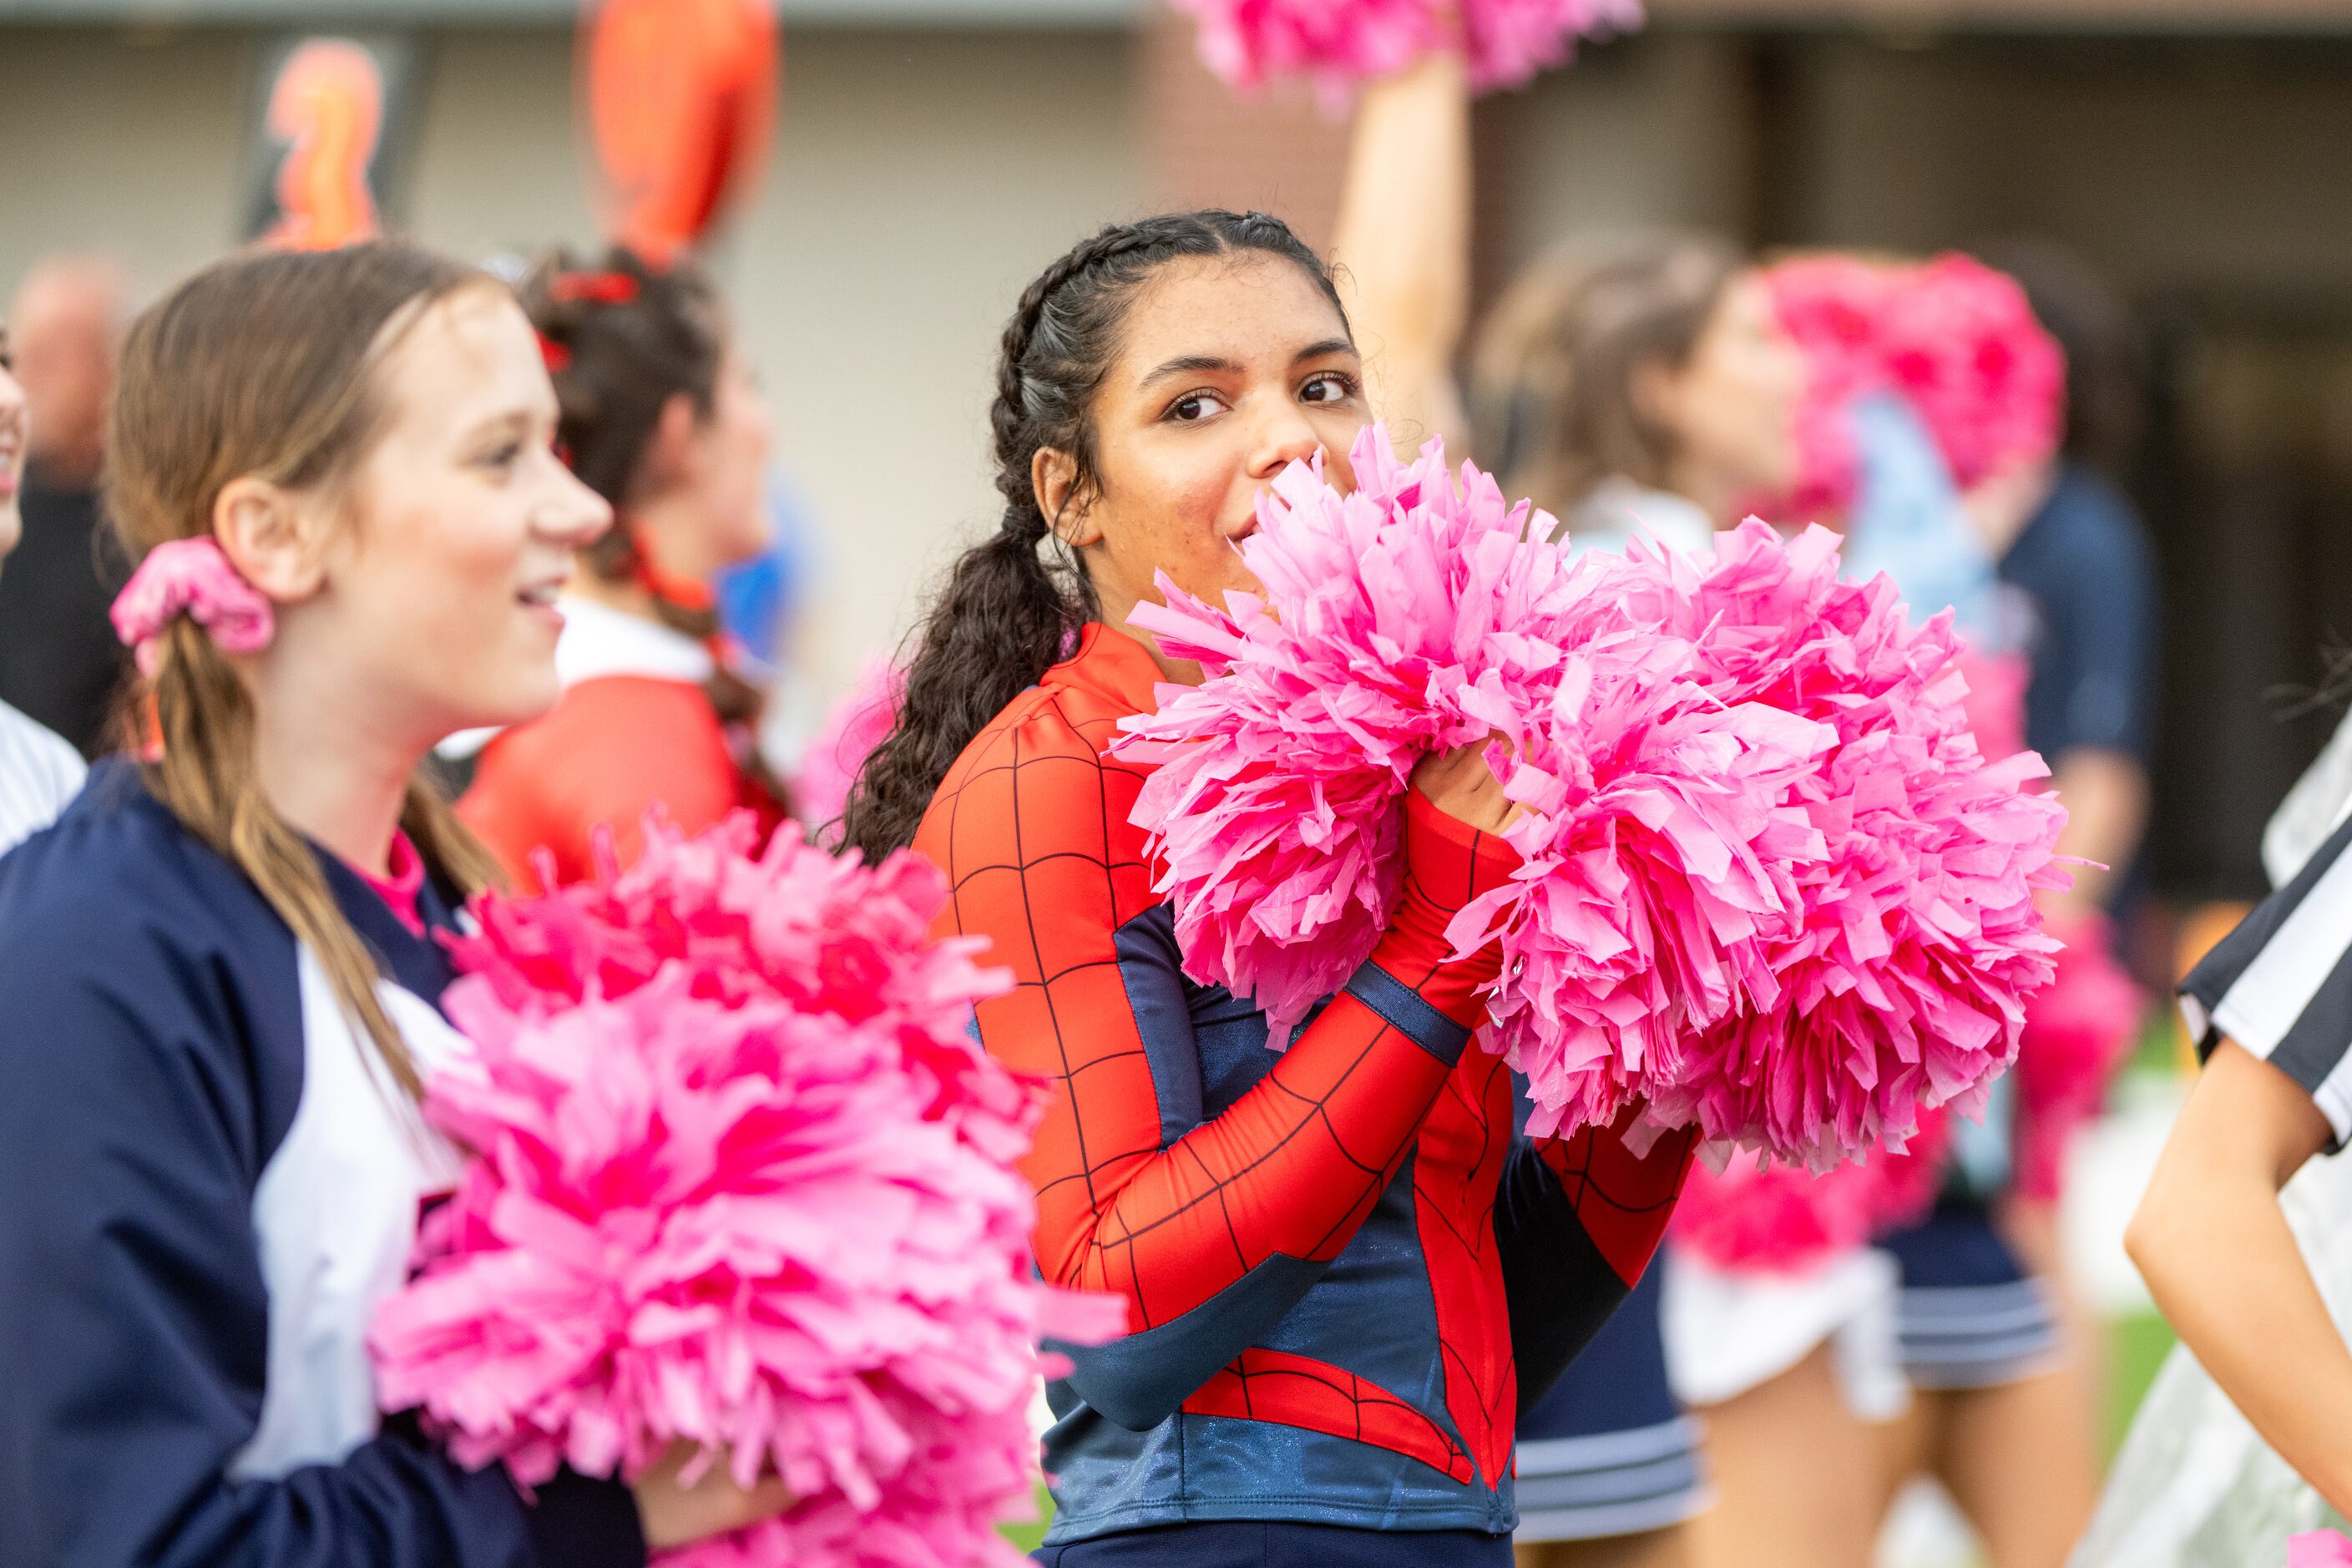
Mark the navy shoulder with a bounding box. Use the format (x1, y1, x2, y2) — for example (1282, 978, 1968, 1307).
(0, 761, 285, 966)
(0, 761, 304, 1169)
(2012, 464, 2155, 579)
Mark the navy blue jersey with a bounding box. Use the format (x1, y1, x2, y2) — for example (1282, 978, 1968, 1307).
(0, 762, 643, 1568)
(1997, 463, 2159, 766)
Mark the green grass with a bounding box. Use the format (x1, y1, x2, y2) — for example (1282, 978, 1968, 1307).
(2104, 1310, 2177, 1461)
(1000, 1484, 1051, 1554)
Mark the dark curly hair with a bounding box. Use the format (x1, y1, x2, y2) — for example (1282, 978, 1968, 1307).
(839, 210, 1348, 861)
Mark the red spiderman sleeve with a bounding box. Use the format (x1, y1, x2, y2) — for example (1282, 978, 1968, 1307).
(918, 699, 1519, 1431)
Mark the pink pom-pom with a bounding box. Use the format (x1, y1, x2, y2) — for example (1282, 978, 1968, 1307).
(1958, 648, 2029, 766)
(1171, 0, 1639, 104)
(2293, 1531, 2352, 1568)
(794, 656, 904, 839)
(1459, 0, 1645, 92)
(1879, 255, 2066, 493)
(372, 817, 1121, 1567)
(1671, 1109, 1948, 1273)
(1118, 425, 2066, 1167)
(1118, 427, 1581, 1043)
(1763, 254, 1898, 522)
(1766, 252, 2065, 518)
(2012, 913, 2141, 1203)
(1561, 526, 2069, 1166)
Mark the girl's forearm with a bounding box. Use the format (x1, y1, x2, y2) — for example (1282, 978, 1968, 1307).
(2137, 1170, 2352, 1511)
(2130, 1044, 2352, 1512)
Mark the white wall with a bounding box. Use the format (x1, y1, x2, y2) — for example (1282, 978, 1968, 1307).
(0, 22, 1141, 706)
(729, 28, 1140, 696)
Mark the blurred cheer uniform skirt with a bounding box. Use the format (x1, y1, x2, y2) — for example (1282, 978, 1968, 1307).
(1662, 1245, 1907, 1420)
(1879, 1196, 2061, 1389)
(1513, 1255, 1708, 1542)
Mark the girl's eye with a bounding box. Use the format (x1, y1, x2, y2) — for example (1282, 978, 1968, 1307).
(1167, 390, 1228, 424)
(1301, 372, 1356, 405)
(482, 442, 524, 472)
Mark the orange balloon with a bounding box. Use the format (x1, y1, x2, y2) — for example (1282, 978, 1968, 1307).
(579, 0, 777, 267)
(263, 39, 386, 252)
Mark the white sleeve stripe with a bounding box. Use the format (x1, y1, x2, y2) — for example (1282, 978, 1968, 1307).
(2314, 1071, 2352, 1149)
(0, 706, 84, 856)
(2205, 838, 2352, 1063)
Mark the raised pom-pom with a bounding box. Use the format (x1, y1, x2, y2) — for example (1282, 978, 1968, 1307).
(1767, 251, 2065, 519)
(1878, 255, 2066, 493)
(1120, 425, 2065, 1166)
(1171, 0, 1640, 104)
(371, 817, 1120, 1567)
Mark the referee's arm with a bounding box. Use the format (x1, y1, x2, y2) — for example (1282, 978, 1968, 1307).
(2127, 1039, 2351, 1515)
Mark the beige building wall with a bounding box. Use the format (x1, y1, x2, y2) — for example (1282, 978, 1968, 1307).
(0, 23, 1141, 708)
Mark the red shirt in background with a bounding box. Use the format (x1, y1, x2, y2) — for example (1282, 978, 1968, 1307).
(458, 598, 786, 892)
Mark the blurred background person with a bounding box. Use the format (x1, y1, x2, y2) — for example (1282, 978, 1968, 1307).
(1871, 246, 2157, 1568)
(456, 245, 783, 890)
(0, 255, 134, 761)
(1975, 241, 2159, 932)
(1477, 228, 1858, 1568)
(0, 322, 85, 853)
(1333, 50, 1853, 1568)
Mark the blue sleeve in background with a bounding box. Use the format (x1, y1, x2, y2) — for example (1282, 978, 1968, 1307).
(1999, 463, 2161, 765)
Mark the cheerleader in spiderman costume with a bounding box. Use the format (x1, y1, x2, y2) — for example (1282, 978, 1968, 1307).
(1328, 54, 1839, 1568)
(456, 245, 785, 889)
(838, 209, 1699, 1568)
(0, 244, 790, 1566)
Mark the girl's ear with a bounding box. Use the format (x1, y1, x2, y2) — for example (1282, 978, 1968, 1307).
(213, 475, 330, 602)
(637, 392, 702, 497)
(1628, 355, 1681, 438)
(1034, 446, 1101, 549)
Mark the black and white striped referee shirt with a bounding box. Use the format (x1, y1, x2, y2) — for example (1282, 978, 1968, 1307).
(2183, 808, 2352, 1147)
(0, 698, 83, 857)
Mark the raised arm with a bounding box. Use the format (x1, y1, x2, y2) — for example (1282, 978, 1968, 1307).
(1331, 48, 1474, 455)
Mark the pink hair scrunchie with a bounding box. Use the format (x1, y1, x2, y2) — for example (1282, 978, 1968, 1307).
(2294, 1533, 2352, 1567)
(109, 537, 276, 677)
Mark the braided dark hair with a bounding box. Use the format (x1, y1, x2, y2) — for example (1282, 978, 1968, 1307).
(840, 210, 1346, 861)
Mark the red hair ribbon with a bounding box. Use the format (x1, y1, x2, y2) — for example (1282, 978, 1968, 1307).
(537, 331, 573, 373)
(549, 270, 641, 306)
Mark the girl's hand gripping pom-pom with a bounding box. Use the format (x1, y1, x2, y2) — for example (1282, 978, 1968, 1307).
(1116, 425, 1582, 1043)
(369, 815, 1125, 1568)
(1116, 425, 2066, 1171)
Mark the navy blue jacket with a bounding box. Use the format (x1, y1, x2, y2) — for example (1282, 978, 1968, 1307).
(0, 763, 643, 1568)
